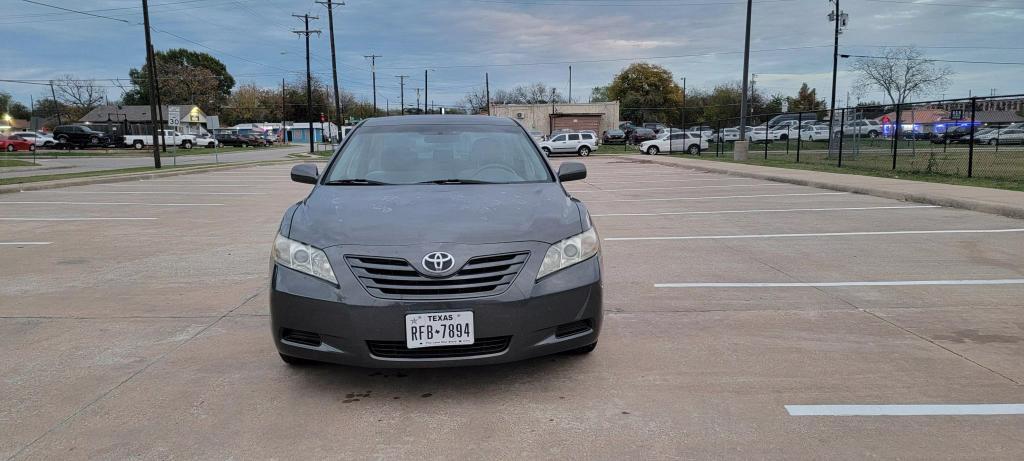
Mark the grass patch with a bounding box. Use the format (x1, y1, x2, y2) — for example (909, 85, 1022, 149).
(26, 145, 289, 158)
(674, 153, 1024, 192)
(0, 159, 40, 168)
(0, 164, 208, 186)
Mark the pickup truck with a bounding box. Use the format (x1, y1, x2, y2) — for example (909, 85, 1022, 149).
(123, 130, 201, 150)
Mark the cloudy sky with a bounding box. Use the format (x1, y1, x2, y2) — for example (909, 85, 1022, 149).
(5, 0, 1024, 111)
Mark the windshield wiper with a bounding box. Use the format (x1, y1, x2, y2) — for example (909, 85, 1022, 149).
(322, 178, 392, 185)
(416, 179, 497, 184)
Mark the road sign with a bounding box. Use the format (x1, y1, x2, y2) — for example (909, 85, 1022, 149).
(881, 115, 891, 124)
(167, 107, 181, 127)
(950, 109, 964, 120)
(781, 100, 789, 113)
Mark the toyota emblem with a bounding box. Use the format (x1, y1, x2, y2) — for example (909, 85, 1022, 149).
(421, 252, 455, 273)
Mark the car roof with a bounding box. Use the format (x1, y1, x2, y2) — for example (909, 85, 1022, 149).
(361, 114, 517, 127)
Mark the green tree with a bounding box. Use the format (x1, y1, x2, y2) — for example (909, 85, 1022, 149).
(790, 83, 826, 112)
(607, 63, 683, 124)
(122, 48, 235, 112)
(10, 102, 31, 120)
(589, 85, 611, 102)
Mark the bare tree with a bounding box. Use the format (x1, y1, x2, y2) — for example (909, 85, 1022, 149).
(850, 47, 953, 106)
(53, 74, 106, 118)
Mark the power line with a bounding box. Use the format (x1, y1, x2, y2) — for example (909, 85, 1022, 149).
(841, 54, 1024, 66)
(19, 0, 130, 23)
(863, 0, 1024, 9)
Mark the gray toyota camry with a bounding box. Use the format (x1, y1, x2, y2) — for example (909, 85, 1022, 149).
(271, 115, 602, 367)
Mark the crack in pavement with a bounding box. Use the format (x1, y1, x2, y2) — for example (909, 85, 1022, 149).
(6, 287, 265, 461)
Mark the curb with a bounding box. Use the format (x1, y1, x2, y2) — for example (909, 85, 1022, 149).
(623, 156, 1024, 220)
(0, 158, 326, 194)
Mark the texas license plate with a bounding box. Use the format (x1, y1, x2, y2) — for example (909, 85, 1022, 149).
(405, 311, 474, 349)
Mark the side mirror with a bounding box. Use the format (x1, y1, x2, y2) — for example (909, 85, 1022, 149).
(557, 162, 587, 182)
(290, 164, 318, 184)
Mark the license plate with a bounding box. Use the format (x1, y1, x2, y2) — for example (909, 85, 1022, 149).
(405, 311, 474, 349)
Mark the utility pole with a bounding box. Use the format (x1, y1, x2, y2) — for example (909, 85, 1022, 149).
(48, 81, 62, 126)
(293, 13, 321, 154)
(141, 0, 161, 168)
(485, 72, 490, 115)
(424, 69, 430, 114)
(750, 73, 757, 115)
(568, 66, 572, 103)
(414, 88, 421, 113)
(150, 44, 167, 154)
(281, 78, 286, 142)
(363, 54, 380, 115)
(681, 76, 686, 129)
(316, 0, 344, 126)
(738, 0, 753, 144)
(395, 75, 408, 115)
(827, 0, 848, 153)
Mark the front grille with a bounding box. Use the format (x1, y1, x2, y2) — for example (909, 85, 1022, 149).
(281, 328, 321, 347)
(367, 336, 511, 359)
(346, 252, 529, 300)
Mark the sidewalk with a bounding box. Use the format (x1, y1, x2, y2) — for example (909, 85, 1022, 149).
(623, 155, 1024, 220)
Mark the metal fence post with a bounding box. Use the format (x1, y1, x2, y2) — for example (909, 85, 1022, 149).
(796, 111, 802, 162)
(891, 103, 901, 170)
(716, 119, 722, 157)
(763, 117, 769, 160)
(968, 97, 976, 178)
(837, 108, 845, 167)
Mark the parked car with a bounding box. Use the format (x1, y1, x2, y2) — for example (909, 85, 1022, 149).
(715, 128, 740, 142)
(601, 129, 627, 144)
(638, 132, 708, 155)
(193, 133, 219, 148)
(215, 132, 264, 147)
(52, 125, 110, 148)
(976, 128, 1024, 145)
(538, 132, 598, 156)
(930, 126, 975, 144)
(842, 119, 882, 138)
(629, 128, 658, 144)
(767, 113, 805, 127)
(0, 135, 36, 152)
(687, 126, 715, 140)
(643, 122, 666, 133)
(123, 130, 198, 149)
(9, 131, 56, 147)
(799, 125, 830, 142)
(901, 131, 931, 140)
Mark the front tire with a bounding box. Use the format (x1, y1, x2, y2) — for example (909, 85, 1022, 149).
(687, 144, 700, 155)
(578, 145, 591, 156)
(5, 145, 14, 152)
(646, 146, 659, 155)
(133, 140, 144, 150)
(988, 139, 997, 145)
(541, 147, 551, 156)
(182, 140, 193, 149)
(29, 144, 35, 152)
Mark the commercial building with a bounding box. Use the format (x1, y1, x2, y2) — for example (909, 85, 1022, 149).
(488, 102, 620, 137)
(79, 105, 210, 136)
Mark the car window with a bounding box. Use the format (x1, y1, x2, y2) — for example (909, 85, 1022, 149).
(581, 134, 593, 140)
(567, 134, 580, 141)
(325, 123, 552, 185)
(550, 135, 565, 142)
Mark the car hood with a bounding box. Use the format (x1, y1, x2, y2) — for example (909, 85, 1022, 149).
(287, 183, 583, 248)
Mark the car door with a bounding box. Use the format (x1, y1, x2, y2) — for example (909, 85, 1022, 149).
(548, 134, 566, 152)
(565, 133, 581, 152)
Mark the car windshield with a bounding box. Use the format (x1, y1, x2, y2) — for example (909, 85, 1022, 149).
(324, 123, 553, 185)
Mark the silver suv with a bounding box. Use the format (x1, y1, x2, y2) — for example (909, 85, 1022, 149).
(538, 132, 598, 157)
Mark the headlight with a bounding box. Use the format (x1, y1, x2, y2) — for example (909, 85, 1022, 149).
(537, 227, 600, 280)
(272, 234, 337, 284)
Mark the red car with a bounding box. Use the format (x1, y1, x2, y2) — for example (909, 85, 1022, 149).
(0, 135, 36, 152)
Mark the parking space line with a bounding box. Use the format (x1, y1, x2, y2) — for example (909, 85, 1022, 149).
(0, 217, 158, 221)
(571, 184, 787, 193)
(785, 404, 1024, 416)
(656, 279, 1024, 288)
(606, 228, 1024, 241)
(592, 205, 940, 217)
(0, 201, 224, 207)
(24, 191, 267, 196)
(99, 184, 266, 188)
(588, 192, 848, 202)
(0, 242, 52, 245)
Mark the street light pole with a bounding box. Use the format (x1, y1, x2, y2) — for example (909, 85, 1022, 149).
(395, 75, 408, 115)
(424, 69, 429, 114)
(364, 54, 381, 115)
(141, 0, 161, 168)
(316, 0, 344, 126)
(738, 0, 753, 144)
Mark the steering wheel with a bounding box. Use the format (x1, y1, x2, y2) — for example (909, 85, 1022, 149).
(471, 163, 522, 180)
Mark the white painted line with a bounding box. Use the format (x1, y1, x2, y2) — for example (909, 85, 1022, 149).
(25, 191, 267, 196)
(607, 228, 1024, 241)
(656, 279, 1024, 288)
(583, 178, 724, 185)
(99, 183, 263, 188)
(0, 217, 157, 221)
(0, 201, 224, 207)
(785, 404, 1024, 416)
(0, 242, 52, 245)
(564, 178, 754, 191)
(592, 205, 940, 217)
(571, 184, 787, 193)
(589, 192, 848, 203)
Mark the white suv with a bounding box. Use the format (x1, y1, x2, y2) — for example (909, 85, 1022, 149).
(538, 132, 598, 156)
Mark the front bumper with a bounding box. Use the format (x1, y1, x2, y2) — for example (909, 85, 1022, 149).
(270, 244, 603, 368)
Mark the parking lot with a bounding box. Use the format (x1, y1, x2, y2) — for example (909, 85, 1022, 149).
(2, 156, 1023, 459)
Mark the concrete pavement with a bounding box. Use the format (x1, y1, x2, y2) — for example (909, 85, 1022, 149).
(1, 158, 1022, 459)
